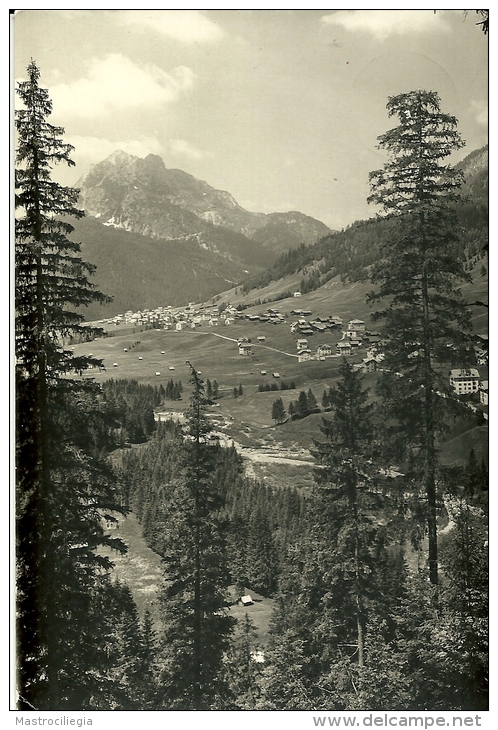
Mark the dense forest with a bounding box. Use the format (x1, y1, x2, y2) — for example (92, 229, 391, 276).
(105, 366, 488, 710)
(15, 64, 488, 712)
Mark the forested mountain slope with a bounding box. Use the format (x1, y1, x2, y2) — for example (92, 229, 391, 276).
(241, 145, 488, 297)
(74, 151, 331, 318)
(72, 215, 270, 320)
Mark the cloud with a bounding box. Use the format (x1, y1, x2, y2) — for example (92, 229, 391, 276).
(117, 10, 224, 43)
(321, 10, 450, 40)
(470, 100, 488, 126)
(50, 53, 195, 120)
(169, 139, 212, 161)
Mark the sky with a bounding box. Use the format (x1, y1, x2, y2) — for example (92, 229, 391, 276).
(13, 8, 488, 231)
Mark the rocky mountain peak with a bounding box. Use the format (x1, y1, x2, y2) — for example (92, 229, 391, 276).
(107, 149, 137, 165)
(76, 151, 331, 256)
(142, 153, 167, 170)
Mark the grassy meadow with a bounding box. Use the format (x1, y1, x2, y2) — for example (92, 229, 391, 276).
(75, 260, 487, 467)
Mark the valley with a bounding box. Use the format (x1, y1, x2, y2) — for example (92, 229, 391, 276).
(74, 255, 488, 483)
(14, 15, 489, 712)
(71, 155, 488, 691)
(86, 263, 487, 652)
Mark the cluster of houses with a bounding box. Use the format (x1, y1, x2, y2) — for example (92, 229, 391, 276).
(98, 303, 487, 410)
(290, 312, 343, 337)
(99, 302, 244, 330)
(292, 318, 384, 365)
(244, 308, 286, 325)
(100, 302, 298, 331)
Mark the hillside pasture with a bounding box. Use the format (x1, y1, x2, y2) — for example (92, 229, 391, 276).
(216, 275, 378, 328)
(213, 261, 488, 337)
(73, 318, 360, 399)
(76, 261, 487, 479)
(97, 513, 163, 624)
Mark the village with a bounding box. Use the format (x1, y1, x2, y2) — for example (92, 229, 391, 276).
(93, 298, 488, 409)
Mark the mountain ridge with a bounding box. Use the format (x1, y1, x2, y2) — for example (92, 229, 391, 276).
(75, 145, 487, 321)
(76, 150, 331, 257)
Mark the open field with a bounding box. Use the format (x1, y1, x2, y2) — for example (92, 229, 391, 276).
(98, 513, 163, 623)
(72, 322, 359, 457)
(98, 514, 275, 646)
(228, 590, 275, 647)
(76, 306, 369, 395)
(77, 263, 487, 478)
(75, 322, 488, 482)
(89, 271, 486, 655)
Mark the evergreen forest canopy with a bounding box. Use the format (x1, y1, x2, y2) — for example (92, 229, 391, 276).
(15, 63, 487, 711)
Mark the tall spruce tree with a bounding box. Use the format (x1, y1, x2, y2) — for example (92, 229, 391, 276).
(312, 359, 384, 667)
(15, 61, 126, 710)
(367, 90, 472, 585)
(157, 365, 235, 709)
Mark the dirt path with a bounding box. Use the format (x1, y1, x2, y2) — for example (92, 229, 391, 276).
(206, 330, 299, 358)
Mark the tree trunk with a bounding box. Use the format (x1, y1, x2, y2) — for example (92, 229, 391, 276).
(421, 245, 438, 586)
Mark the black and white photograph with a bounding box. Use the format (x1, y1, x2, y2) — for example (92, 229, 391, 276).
(12, 7, 489, 722)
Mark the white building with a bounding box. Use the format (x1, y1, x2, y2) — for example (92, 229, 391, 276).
(336, 341, 352, 355)
(316, 344, 332, 357)
(348, 319, 366, 332)
(449, 368, 480, 395)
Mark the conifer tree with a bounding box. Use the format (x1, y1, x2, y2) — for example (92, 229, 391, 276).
(224, 613, 262, 709)
(157, 365, 235, 709)
(247, 507, 279, 596)
(312, 359, 383, 667)
(367, 90, 472, 584)
(322, 388, 331, 410)
(438, 496, 488, 709)
(271, 397, 286, 424)
(15, 61, 126, 710)
(296, 390, 309, 417)
(307, 387, 317, 411)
